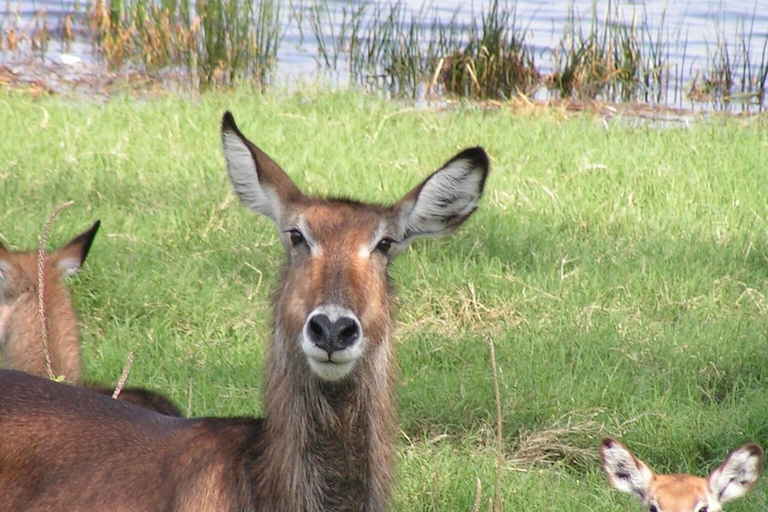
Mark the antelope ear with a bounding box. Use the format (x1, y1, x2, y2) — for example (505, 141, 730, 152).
(600, 437, 654, 503)
(221, 111, 304, 226)
(55, 220, 101, 277)
(394, 147, 489, 244)
(709, 443, 764, 505)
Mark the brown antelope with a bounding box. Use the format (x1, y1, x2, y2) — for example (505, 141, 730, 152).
(0, 221, 100, 383)
(0, 111, 489, 512)
(0, 222, 181, 416)
(600, 437, 764, 512)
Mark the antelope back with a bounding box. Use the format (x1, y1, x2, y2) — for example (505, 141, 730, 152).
(0, 221, 100, 384)
(222, 112, 489, 382)
(601, 437, 764, 512)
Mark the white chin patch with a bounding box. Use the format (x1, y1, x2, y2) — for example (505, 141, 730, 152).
(306, 358, 357, 381)
(301, 336, 365, 381)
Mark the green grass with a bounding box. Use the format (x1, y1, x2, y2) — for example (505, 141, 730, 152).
(1, 90, 767, 511)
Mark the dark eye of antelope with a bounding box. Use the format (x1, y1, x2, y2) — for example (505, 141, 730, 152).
(375, 237, 396, 255)
(649, 505, 658, 512)
(698, 507, 708, 512)
(287, 229, 306, 248)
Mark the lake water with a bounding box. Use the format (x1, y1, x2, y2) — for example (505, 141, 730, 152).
(2, 0, 767, 108)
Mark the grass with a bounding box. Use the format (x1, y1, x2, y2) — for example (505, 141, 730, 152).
(1, 89, 768, 510)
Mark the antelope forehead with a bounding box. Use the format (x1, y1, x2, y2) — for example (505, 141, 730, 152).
(653, 476, 710, 511)
(308, 224, 387, 252)
(301, 202, 388, 234)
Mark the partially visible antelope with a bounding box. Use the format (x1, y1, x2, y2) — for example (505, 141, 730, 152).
(601, 437, 764, 512)
(0, 221, 100, 383)
(0, 111, 489, 512)
(0, 222, 181, 416)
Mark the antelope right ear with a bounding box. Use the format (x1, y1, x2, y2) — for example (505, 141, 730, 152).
(221, 111, 304, 225)
(394, 147, 489, 244)
(600, 437, 654, 503)
(55, 220, 101, 278)
(708, 443, 764, 506)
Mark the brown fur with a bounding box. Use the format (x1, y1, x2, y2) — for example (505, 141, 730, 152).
(0, 112, 489, 512)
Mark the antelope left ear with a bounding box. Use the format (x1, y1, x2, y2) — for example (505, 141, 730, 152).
(600, 437, 654, 503)
(221, 111, 304, 227)
(708, 443, 764, 506)
(394, 147, 489, 244)
(54, 220, 101, 277)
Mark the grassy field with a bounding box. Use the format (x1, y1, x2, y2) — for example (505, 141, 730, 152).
(1, 90, 767, 511)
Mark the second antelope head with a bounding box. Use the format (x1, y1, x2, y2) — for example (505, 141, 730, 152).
(0, 221, 100, 384)
(601, 437, 764, 512)
(222, 112, 489, 383)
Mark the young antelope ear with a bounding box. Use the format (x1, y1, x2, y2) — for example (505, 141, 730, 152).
(54, 220, 101, 278)
(708, 443, 764, 506)
(221, 111, 304, 225)
(395, 147, 489, 244)
(600, 437, 655, 503)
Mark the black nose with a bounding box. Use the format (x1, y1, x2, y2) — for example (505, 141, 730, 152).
(307, 314, 360, 356)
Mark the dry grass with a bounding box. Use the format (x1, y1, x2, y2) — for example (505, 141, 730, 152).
(509, 410, 604, 470)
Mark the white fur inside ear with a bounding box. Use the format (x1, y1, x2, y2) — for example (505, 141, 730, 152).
(601, 441, 654, 501)
(57, 257, 82, 278)
(400, 157, 484, 240)
(709, 446, 763, 504)
(222, 130, 282, 222)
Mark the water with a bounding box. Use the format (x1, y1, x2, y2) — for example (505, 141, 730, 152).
(2, 0, 767, 108)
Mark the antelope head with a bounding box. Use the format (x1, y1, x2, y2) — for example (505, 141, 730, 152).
(222, 112, 488, 382)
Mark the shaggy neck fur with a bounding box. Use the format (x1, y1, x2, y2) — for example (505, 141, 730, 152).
(253, 284, 396, 512)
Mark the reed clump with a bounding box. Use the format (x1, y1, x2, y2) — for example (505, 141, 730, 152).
(87, 0, 280, 88)
(548, 2, 669, 103)
(0, 7, 51, 58)
(306, 0, 538, 100)
(690, 11, 768, 111)
(436, 0, 540, 99)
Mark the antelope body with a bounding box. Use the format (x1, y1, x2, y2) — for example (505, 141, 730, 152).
(601, 437, 764, 512)
(0, 111, 489, 512)
(0, 222, 181, 416)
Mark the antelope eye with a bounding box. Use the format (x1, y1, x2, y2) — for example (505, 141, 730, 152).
(698, 507, 708, 512)
(287, 229, 305, 247)
(375, 237, 396, 254)
(649, 506, 658, 512)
